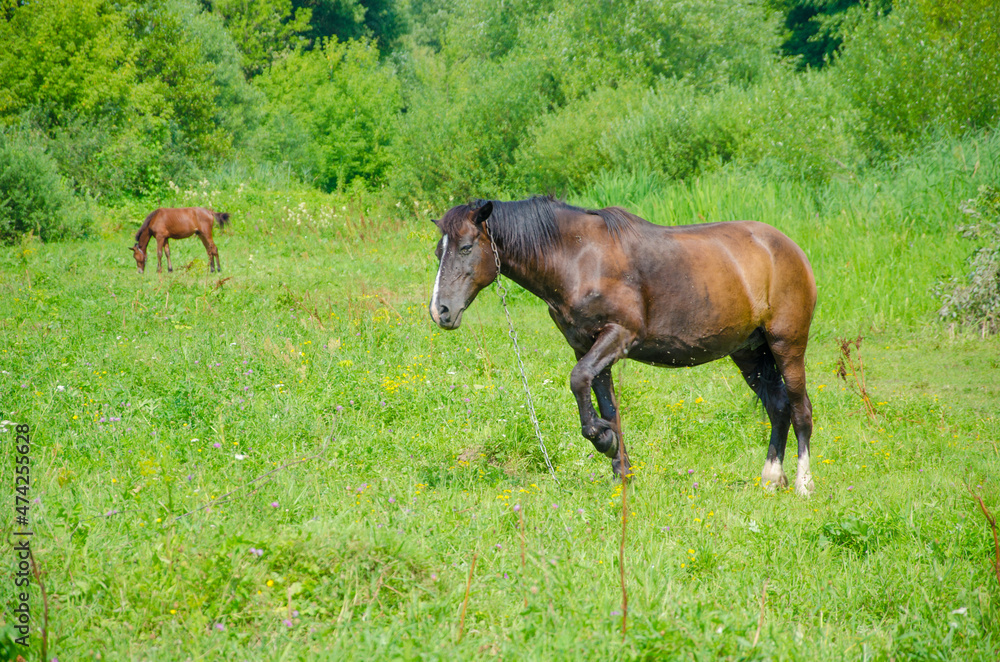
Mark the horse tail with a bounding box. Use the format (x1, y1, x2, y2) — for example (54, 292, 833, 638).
(749, 344, 786, 413)
(214, 211, 230, 230)
(134, 209, 158, 244)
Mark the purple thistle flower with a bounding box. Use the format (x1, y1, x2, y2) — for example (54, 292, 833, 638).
(388, 497, 396, 504)
(271, 501, 280, 508)
(215, 623, 225, 631)
(283, 619, 293, 627)
(513, 504, 521, 512)
(213, 442, 222, 448)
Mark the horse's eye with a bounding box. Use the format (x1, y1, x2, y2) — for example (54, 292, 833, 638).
(459, 245, 473, 255)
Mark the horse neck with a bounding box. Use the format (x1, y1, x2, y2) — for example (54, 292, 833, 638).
(135, 227, 152, 251)
(497, 247, 568, 306)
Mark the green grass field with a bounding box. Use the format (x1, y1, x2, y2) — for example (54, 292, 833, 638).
(2, 152, 1000, 659)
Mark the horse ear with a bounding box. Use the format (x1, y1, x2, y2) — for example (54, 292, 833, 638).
(473, 201, 493, 226)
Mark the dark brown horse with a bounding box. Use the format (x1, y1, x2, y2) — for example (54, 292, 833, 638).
(429, 197, 817, 494)
(131, 207, 228, 274)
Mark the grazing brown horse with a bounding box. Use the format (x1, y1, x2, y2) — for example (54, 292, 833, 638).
(131, 207, 228, 274)
(429, 197, 817, 494)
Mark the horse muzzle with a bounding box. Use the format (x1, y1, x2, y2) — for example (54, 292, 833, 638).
(430, 303, 463, 329)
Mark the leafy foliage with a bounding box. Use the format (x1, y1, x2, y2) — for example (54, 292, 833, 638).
(938, 185, 1000, 334)
(253, 38, 401, 192)
(0, 130, 90, 242)
(835, 0, 1000, 157)
(0, 0, 257, 199)
(211, 0, 313, 77)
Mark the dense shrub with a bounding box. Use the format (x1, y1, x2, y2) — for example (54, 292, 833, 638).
(512, 82, 644, 195)
(389, 55, 558, 205)
(937, 184, 1000, 334)
(0, 132, 90, 243)
(253, 37, 401, 192)
(835, 0, 1000, 158)
(0, 0, 258, 199)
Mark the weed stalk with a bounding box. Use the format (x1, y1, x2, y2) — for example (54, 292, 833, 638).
(969, 489, 1000, 589)
(836, 336, 877, 420)
(458, 552, 478, 642)
(29, 549, 48, 662)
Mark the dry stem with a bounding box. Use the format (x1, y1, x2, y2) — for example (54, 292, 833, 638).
(969, 489, 1000, 588)
(752, 578, 770, 648)
(29, 549, 49, 662)
(836, 335, 877, 420)
(458, 552, 479, 642)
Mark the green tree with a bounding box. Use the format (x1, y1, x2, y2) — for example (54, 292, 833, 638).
(209, 0, 312, 77)
(293, 0, 407, 53)
(0, 0, 258, 198)
(767, 0, 891, 70)
(254, 38, 401, 191)
(834, 0, 1000, 157)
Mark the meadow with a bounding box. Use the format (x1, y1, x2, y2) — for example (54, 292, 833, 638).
(2, 133, 999, 659)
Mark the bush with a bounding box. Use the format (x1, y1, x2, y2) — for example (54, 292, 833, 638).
(0, 131, 90, 243)
(253, 38, 401, 192)
(834, 0, 1000, 159)
(0, 0, 259, 200)
(512, 82, 644, 194)
(937, 184, 1000, 334)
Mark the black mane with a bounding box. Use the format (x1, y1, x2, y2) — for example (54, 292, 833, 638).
(440, 195, 638, 265)
(134, 209, 158, 244)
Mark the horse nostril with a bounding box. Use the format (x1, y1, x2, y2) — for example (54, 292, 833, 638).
(439, 304, 450, 317)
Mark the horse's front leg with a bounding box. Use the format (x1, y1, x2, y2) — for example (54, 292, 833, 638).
(164, 240, 173, 273)
(569, 324, 634, 477)
(156, 237, 166, 273)
(592, 367, 632, 478)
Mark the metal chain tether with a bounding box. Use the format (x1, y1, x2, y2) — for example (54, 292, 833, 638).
(484, 219, 557, 481)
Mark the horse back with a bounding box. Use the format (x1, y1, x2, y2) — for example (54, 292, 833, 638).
(629, 220, 815, 342)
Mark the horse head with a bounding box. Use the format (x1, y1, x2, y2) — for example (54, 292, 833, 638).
(130, 244, 146, 273)
(429, 201, 498, 329)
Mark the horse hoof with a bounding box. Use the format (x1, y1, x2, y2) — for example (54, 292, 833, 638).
(795, 474, 815, 497)
(596, 427, 619, 457)
(612, 456, 633, 481)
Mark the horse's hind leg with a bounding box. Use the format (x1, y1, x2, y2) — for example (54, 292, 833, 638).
(199, 234, 218, 273)
(164, 240, 173, 273)
(770, 341, 814, 495)
(731, 341, 791, 491)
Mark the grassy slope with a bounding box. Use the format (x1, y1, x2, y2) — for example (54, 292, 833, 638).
(1, 145, 999, 659)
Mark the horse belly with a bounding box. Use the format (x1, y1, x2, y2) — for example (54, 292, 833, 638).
(629, 330, 750, 368)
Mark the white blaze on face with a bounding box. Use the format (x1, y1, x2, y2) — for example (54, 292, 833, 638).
(430, 235, 448, 324)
